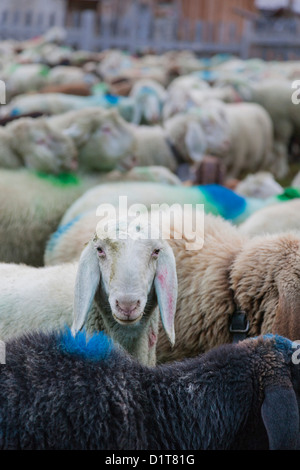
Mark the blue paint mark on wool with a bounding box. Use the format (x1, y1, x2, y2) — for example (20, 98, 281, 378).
(251, 334, 295, 354)
(59, 328, 114, 362)
(197, 184, 246, 221)
(46, 214, 83, 252)
(11, 108, 21, 116)
(104, 93, 120, 105)
(262, 334, 294, 353)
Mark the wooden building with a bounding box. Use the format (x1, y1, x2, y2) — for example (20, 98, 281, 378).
(2, 0, 300, 58)
(65, 0, 257, 42)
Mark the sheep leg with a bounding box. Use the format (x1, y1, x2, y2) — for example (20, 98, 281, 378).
(261, 386, 300, 450)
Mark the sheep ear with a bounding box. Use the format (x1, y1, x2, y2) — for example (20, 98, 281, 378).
(62, 124, 82, 139)
(272, 280, 300, 341)
(154, 244, 177, 346)
(261, 387, 300, 449)
(132, 102, 142, 125)
(62, 124, 88, 146)
(71, 242, 100, 336)
(184, 120, 206, 163)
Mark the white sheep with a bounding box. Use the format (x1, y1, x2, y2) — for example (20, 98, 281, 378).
(102, 165, 181, 185)
(46, 65, 98, 87)
(246, 79, 300, 146)
(2, 63, 50, 100)
(132, 113, 207, 172)
(204, 102, 278, 177)
(0, 163, 183, 267)
(0, 117, 78, 174)
(225, 76, 300, 169)
(0, 107, 136, 173)
(238, 199, 300, 237)
(234, 172, 284, 199)
(47, 107, 136, 171)
(55, 181, 199, 228)
(292, 171, 300, 188)
(129, 78, 167, 125)
(0, 92, 111, 117)
(0, 168, 107, 266)
(0, 216, 178, 366)
(55, 179, 272, 235)
(162, 74, 237, 121)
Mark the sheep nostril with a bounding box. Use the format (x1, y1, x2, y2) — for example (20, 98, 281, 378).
(116, 299, 140, 316)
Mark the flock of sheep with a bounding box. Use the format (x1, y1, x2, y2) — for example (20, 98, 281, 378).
(1, 27, 300, 450)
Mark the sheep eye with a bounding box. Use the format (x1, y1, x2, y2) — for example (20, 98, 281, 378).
(101, 126, 111, 134)
(36, 138, 47, 146)
(96, 247, 105, 257)
(152, 249, 160, 257)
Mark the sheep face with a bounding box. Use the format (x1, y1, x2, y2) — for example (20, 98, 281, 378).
(235, 172, 283, 199)
(130, 80, 166, 125)
(198, 114, 230, 156)
(133, 93, 161, 125)
(94, 236, 164, 325)
(189, 103, 231, 157)
(72, 219, 177, 346)
(10, 119, 78, 174)
(79, 110, 135, 171)
(165, 114, 207, 163)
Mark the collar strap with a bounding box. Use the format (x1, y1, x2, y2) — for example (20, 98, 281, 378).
(229, 309, 249, 344)
(165, 138, 186, 165)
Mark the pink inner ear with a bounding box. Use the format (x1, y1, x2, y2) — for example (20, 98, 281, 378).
(157, 271, 167, 287)
(156, 268, 174, 324)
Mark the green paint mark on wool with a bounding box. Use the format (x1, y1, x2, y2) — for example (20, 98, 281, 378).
(33, 171, 81, 187)
(277, 187, 300, 201)
(39, 65, 50, 77)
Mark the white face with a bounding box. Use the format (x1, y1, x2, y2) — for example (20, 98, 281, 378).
(163, 88, 190, 120)
(143, 94, 161, 124)
(80, 111, 135, 171)
(199, 113, 231, 155)
(22, 122, 78, 174)
(236, 174, 283, 199)
(93, 234, 164, 325)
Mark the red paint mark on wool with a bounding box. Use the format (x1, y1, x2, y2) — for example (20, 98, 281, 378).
(148, 328, 157, 348)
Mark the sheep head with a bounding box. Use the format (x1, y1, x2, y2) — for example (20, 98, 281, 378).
(235, 172, 283, 199)
(164, 113, 207, 164)
(76, 108, 136, 172)
(71, 216, 177, 347)
(130, 79, 166, 125)
(231, 234, 300, 340)
(8, 118, 78, 174)
(187, 101, 231, 157)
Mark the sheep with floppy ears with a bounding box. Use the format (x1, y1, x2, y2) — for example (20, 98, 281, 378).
(71, 215, 177, 365)
(0, 214, 177, 366)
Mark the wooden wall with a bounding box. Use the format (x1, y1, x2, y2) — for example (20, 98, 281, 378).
(179, 0, 257, 40)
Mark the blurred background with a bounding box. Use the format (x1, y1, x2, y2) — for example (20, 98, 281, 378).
(0, 0, 300, 60)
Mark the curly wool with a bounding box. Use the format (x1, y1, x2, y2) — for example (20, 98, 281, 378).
(0, 330, 299, 450)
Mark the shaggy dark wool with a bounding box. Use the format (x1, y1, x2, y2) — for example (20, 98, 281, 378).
(0, 329, 299, 450)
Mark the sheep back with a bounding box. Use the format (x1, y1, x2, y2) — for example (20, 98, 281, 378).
(0, 330, 299, 450)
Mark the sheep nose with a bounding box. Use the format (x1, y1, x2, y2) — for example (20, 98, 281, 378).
(116, 299, 140, 317)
